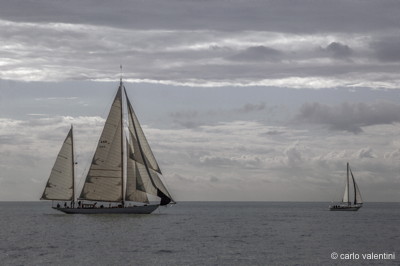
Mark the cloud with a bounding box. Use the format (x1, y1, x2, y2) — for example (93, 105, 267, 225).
(321, 42, 353, 59)
(169, 102, 270, 128)
(353, 147, 376, 159)
(2, 113, 400, 201)
(284, 141, 304, 167)
(372, 38, 400, 62)
(228, 46, 282, 62)
(1, 11, 400, 89)
(295, 101, 400, 133)
(0, 0, 398, 34)
(199, 154, 263, 169)
(235, 102, 267, 113)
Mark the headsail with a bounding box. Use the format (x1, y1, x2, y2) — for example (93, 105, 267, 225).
(125, 91, 174, 205)
(79, 86, 124, 202)
(125, 94, 161, 174)
(41, 126, 74, 201)
(126, 137, 149, 203)
(350, 168, 363, 204)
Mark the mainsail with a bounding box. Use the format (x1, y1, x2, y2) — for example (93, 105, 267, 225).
(41, 126, 74, 201)
(79, 86, 123, 202)
(342, 163, 350, 204)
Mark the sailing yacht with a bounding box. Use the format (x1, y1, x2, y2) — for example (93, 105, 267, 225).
(329, 162, 363, 211)
(41, 78, 175, 214)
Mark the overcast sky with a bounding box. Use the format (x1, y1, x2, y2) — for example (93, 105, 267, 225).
(1, 0, 400, 201)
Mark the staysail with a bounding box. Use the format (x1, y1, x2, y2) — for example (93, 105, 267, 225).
(41, 126, 74, 201)
(79, 86, 124, 202)
(125, 91, 174, 205)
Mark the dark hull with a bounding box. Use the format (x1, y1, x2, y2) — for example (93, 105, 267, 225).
(329, 205, 362, 211)
(52, 204, 159, 214)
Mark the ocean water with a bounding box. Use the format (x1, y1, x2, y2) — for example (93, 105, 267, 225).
(0, 201, 398, 266)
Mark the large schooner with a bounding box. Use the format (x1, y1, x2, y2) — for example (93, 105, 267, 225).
(41, 78, 175, 214)
(329, 162, 363, 211)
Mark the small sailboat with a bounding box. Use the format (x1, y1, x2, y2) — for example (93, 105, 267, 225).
(329, 162, 363, 211)
(41, 77, 175, 214)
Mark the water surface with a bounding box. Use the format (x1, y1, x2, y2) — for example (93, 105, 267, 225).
(0, 201, 398, 265)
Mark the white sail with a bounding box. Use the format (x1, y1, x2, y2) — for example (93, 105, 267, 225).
(341, 163, 350, 203)
(131, 158, 172, 200)
(126, 95, 161, 174)
(342, 180, 349, 203)
(126, 92, 174, 205)
(79, 86, 123, 202)
(149, 168, 173, 200)
(126, 139, 149, 203)
(41, 127, 74, 201)
(354, 182, 363, 204)
(350, 169, 363, 204)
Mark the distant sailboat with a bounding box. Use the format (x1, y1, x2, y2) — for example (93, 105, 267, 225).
(41, 78, 175, 214)
(329, 162, 362, 211)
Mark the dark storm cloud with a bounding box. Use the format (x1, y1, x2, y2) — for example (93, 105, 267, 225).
(295, 101, 400, 133)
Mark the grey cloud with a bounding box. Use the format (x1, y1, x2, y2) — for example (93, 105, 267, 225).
(353, 147, 376, 159)
(1, 15, 400, 88)
(384, 149, 400, 160)
(295, 101, 400, 133)
(169, 102, 270, 128)
(1, 0, 399, 33)
(372, 38, 400, 62)
(261, 130, 284, 136)
(210, 176, 219, 183)
(228, 46, 282, 62)
(235, 102, 267, 113)
(199, 154, 263, 169)
(321, 42, 353, 59)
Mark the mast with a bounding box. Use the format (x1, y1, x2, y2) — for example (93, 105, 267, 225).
(120, 66, 124, 206)
(347, 162, 350, 205)
(71, 124, 75, 204)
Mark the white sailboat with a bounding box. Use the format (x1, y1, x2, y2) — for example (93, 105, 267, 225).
(41, 78, 175, 214)
(329, 162, 363, 211)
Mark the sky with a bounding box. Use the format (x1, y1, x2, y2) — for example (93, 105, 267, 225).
(1, 0, 400, 201)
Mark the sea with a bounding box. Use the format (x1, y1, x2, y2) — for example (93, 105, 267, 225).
(0, 201, 398, 266)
